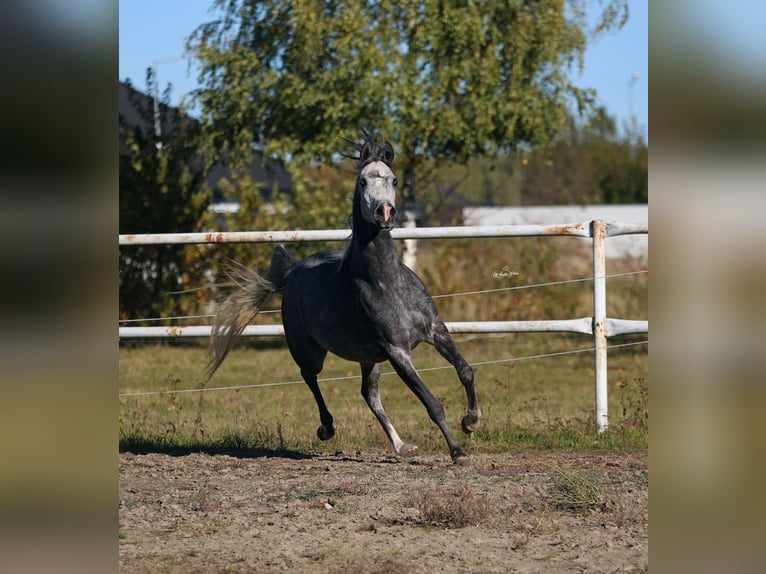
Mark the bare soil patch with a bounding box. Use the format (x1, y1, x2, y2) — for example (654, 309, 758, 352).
(119, 449, 647, 573)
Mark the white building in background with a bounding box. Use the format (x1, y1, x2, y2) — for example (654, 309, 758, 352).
(462, 205, 648, 260)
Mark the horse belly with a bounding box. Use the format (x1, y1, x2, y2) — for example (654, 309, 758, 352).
(309, 313, 388, 364)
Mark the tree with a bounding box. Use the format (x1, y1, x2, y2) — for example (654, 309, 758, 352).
(119, 75, 211, 322)
(519, 106, 647, 204)
(187, 0, 628, 208)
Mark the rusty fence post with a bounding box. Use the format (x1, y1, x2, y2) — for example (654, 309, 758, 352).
(592, 220, 608, 432)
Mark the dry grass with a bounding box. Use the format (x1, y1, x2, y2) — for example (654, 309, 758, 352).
(616, 377, 649, 432)
(547, 469, 606, 513)
(413, 483, 491, 528)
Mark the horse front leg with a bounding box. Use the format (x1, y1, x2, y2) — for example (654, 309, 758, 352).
(386, 348, 468, 464)
(432, 323, 482, 434)
(360, 362, 418, 456)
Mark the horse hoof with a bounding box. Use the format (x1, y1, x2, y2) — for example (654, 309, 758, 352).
(451, 447, 469, 465)
(398, 443, 419, 456)
(317, 425, 335, 441)
(461, 414, 481, 434)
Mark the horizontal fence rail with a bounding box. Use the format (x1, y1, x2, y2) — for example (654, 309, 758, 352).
(118, 318, 648, 339)
(118, 220, 648, 432)
(118, 221, 647, 246)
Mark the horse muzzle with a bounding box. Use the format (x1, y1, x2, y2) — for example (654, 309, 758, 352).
(373, 201, 397, 229)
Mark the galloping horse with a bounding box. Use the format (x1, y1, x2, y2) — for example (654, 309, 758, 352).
(206, 132, 481, 463)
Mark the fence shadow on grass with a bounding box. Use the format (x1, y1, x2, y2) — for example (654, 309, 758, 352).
(119, 439, 315, 460)
(119, 441, 421, 464)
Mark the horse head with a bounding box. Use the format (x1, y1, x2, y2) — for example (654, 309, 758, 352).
(355, 138, 398, 230)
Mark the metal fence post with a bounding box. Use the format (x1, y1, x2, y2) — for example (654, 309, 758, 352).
(592, 220, 608, 432)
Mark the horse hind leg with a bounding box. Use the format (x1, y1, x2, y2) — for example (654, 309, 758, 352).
(288, 335, 334, 441)
(360, 363, 418, 456)
(301, 369, 335, 441)
(432, 324, 482, 434)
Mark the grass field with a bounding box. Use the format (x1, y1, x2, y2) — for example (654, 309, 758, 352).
(119, 332, 648, 455)
(120, 238, 647, 455)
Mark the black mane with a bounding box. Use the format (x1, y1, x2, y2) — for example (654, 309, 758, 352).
(341, 128, 395, 169)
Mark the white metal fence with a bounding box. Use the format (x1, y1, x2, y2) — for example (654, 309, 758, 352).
(119, 220, 648, 432)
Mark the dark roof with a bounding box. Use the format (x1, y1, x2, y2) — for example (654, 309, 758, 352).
(206, 160, 293, 201)
(119, 81, 292, 197)
(119, 82, 146, 129)
(119, 81, 187, 137)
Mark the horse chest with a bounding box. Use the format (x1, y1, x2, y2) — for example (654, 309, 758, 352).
(354, 278, 432, 345)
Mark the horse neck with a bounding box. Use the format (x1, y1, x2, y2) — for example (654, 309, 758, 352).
(348, 194, 401, 283)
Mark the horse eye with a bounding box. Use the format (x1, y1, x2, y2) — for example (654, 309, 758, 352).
(392, 177, 398, 186)
(359, 178, 367, 188)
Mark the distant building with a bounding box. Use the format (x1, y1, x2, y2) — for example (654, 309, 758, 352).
(119, 81, 292, 212)
(462, 205, 648, 260)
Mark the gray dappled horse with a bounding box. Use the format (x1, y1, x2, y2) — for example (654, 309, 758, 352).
(206, 133, 481, 463)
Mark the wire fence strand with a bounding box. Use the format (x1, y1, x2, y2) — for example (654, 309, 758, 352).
(118, 340, 648, 398)
(118, 269, 648, 324)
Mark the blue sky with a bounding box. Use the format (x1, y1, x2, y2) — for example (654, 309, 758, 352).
(119, 1, 648, 141)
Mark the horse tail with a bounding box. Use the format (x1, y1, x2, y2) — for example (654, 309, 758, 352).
(205, 245, 296, 380)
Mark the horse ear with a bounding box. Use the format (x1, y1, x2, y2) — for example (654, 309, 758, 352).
(359, 141, 373, 164)
(382, 141, 394, 166)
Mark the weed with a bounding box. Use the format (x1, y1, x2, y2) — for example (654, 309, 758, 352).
(296, 490, 320, 502)
(335, 501, 358, 515)
(188, 485, 218, 512)
(122, 498, 141, 510)
(616, 377, 648, 432)
(547, 469, 605, 513)
(630, 469, 649, 487)
(414, 483, 491, 528)
(219, 428, 262, 450)
(604, 492, 646, 528)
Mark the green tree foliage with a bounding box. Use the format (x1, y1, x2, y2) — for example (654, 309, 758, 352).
(188, 0, 628, 207)
(416, 153, 524, 223)
(200, 161, 356, 289)
(119, 75, 211, 322)
(405, 109, 645, 223)
(519, 106, 647, 204)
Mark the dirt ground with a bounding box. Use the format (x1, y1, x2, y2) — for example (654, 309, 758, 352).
(119, 449, 647, 573)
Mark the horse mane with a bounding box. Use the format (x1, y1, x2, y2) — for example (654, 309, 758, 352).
(340, 128, 395, 169)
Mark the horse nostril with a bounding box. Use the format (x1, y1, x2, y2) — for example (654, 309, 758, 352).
(375, 203, 396, 223)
